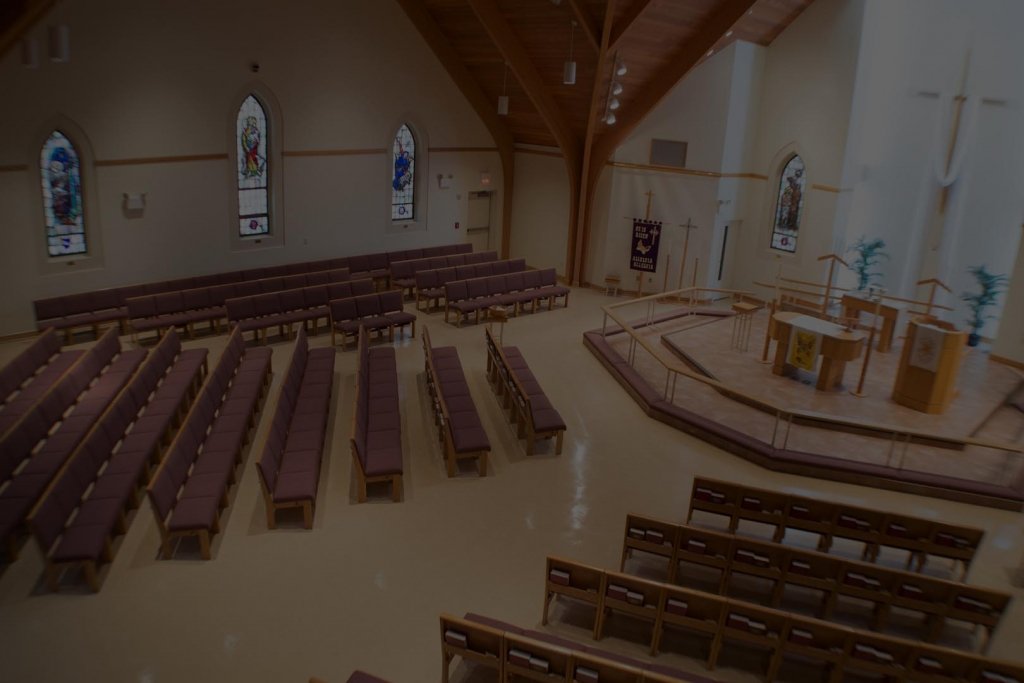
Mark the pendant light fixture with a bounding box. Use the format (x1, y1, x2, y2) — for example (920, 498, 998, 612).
(497, 62, 510, 116)
(563, 21, 577, 85)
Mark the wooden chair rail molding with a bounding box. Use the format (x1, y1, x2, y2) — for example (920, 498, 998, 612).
(600, 289, 1023, 458)
(687, 477, 984, 580)
(620, 513, 1009, 654)
(440, 613, 687, 683)
(542, 556, 1024, 683)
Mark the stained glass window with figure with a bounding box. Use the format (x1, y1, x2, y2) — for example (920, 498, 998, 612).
(237, 95, 270, 236)
(41, 131, 87, 257)
(770, 155, 805, 253)
(391, 124, 415, 221)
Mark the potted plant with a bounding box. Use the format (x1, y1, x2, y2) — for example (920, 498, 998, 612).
(961, 265, 1008, 347)
(846, 236, 888, 292)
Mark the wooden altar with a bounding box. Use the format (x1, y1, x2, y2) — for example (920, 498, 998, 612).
(771, 312, 867, 391)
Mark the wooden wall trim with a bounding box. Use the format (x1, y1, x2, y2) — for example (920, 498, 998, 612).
(0, 164, 29, 173)
(282, 148, 386, 158)
(516, 148, 564, 159)
(607, 161, 770, 181)
(811, 183, 842, 193)
(95, 153, 228, 167)
(429, 146, 499, 153)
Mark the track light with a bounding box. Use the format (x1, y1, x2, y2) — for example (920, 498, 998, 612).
(563, 21, 576, 85)
(48, 24, 70, 63)
(608, 98, 620, 111)
(21, 39, 39, 68)
(611, 82, 623, 96)
(605, 112, 617, 125)
(615, 60, 627, 77)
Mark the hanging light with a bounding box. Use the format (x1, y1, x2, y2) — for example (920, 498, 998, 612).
(21, 39, 39, 68)
(605, 112, 617, 125)
(563, 21, 577, 85)
(615, 60, 627, 77)
(611, 82, 623, 96)
(497, 62, 510, 115)
(608, 98, 620, 111)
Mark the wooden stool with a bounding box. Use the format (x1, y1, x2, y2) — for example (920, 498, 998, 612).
(730, 302, 760, 352)
(604, 275, 621, 296)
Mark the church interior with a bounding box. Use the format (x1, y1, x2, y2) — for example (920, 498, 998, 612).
(1, 1, 1024, 682)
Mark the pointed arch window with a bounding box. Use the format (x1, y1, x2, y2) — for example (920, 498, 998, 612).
(770, 155, 805, 253)
(41, 131, 87, 257)
(391, 124, 416, 221)
(236, 94, 270, 236)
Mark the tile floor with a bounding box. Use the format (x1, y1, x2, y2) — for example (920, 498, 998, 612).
(0, 287, 1022, 683)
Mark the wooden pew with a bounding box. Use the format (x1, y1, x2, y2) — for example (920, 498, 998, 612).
(484, 327, 566, 455)
(543, 556, 1024, 683)
(621, 513, 1010, 653)
(687, 477, 984, 579)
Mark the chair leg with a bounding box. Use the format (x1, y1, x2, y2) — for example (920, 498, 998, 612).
(198, 531, 212, 560)
(555, 430, 564, 455)
(391, 475, 402, 502)
(302, 502, 313, 530)
(83, 561, 101, 592)
(478, 452, 487, 477)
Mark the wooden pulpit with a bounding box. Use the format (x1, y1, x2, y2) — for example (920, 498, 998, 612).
(891, 317, 966, 414)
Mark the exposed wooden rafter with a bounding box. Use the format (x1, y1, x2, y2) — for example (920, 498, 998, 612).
(564, 0, 601, 53)
(467, 0, 580, 164)
(609, 0, 654, 52)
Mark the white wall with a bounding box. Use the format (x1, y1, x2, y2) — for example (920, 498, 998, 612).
(993, 236, 1024, 365)
(0, 0, 501, 334)
(509, 151, 570, 275)
(731, 0, 865, 297)
(834, 0, 1024, 338)
(584, 42, 742, 292)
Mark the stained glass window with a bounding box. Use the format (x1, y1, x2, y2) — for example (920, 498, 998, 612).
(41, 131, 87, 257)
(770, 155, 805, 253)
(237, 95, 270, 237)
(391, 124, 415, 221)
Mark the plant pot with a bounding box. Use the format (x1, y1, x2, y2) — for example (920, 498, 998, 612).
(967, 333, 981, 347)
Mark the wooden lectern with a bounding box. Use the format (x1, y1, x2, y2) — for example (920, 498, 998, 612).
(891, 317, 966, 414)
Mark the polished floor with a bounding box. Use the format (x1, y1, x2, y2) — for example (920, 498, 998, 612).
(0, 287, 1022, 683)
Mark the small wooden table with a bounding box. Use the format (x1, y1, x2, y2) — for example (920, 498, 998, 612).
(730, 302, 760, 352)
(841, 294, 904, 353)
(770, 312, 866, 391)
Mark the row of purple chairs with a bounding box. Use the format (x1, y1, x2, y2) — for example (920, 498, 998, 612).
(390, 250, 498, 297)
(27, 329, 208, 590)
(351, 327, 402, 502)
(416, 258, 527, 312)
(422, 327, 490, 477)
(256, 327, 334, 528)
(0, 329, 85, 436)
(127, 267, 351, 341)
(0, 328, 146, 560)
(227, 278, 375, 344)
(484, 328, 566, 456)
(146, 326, 272, 560)
(445, 269, 570, 326)
(34, 243, 472, 340)
(329, 290, 416, 350)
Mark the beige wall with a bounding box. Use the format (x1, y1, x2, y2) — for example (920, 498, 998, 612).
(993, 234, 1024, 365)
(509, 151, 570, 275)
(0, 0, 501, 334)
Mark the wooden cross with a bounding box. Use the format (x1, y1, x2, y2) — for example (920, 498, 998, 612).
(915, 50, 1007, 214)
(816, 253, 848, 316)
(675, 217, 700, 290)
(643, 190, 654, 221)
(917, 277, 952, 317)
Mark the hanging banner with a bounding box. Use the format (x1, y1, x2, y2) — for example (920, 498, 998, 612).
(630, 219, 662, 272)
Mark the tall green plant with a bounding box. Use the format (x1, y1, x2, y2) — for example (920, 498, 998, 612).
(961, 265, 1008, 337)
(846, 236, 888, 291)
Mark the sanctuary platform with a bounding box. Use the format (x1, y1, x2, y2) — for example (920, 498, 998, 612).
(585, 294, 1024, 510)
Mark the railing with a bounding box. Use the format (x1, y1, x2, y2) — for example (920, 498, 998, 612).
(600, 288, 1022, 484)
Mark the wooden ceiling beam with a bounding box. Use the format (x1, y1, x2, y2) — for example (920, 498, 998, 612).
(592, 0, 758, 166)
(608, 0, 655, 52)
(394, 0, 517, 256)
(565, 0, 601, 53)
(467, 0, 580, 164)
(0, 0, 57, 63)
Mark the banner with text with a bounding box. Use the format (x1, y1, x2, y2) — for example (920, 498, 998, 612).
(630, 219, 662, 273)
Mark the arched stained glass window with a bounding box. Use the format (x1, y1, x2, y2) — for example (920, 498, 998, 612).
(237, 94, 270, 237)
(391, 124, 415, 221)
(41, 131, 87, 257)
(770, 155, 805, 253)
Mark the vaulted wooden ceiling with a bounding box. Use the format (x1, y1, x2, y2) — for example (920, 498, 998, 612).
(397, 0, 814, 280)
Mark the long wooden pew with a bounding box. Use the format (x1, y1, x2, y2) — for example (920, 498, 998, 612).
(620, 513, 1010, 653)
(543, 556, 1024, 683)
(687, 477, 984, 579)
(440, 613, 704, 682)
